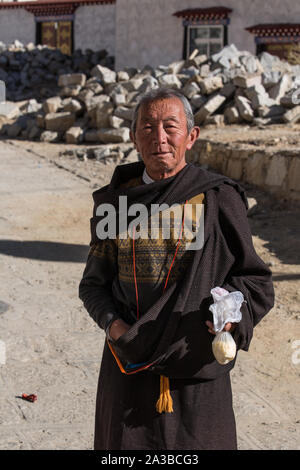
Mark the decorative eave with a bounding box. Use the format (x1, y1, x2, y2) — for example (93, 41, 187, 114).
(173, 6, 232, 21)
(246, 23, 300, 37)
(0, 0, 115, 17)
(173, 6, 232, 27)
(246, 23, 300, 44)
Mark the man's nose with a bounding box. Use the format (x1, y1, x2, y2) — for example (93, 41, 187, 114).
(153, 124, 167, 145)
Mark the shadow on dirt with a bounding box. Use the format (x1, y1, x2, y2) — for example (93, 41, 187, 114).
(0, 239, 90, 263)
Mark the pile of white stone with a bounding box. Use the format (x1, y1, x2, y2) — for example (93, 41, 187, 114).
(1, 44, 300, 144)
(0, 39, 114, 101)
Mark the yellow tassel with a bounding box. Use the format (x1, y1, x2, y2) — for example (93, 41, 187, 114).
(156, 375, 173, 413)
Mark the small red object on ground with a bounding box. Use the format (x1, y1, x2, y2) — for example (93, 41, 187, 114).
(21, 393, 37, 403)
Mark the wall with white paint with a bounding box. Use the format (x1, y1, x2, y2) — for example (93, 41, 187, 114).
(0, 9, 35, 45)
(115, 0, 300, 70)
(74, 4, 115, 55)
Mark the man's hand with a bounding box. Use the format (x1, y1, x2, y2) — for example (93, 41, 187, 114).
(108, 318, 131, 341)
(205, 320, 236, 335)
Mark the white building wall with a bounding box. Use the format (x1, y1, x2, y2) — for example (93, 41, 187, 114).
(0, 9, 35, 45)
(115, 0, 300, 70)
(74, 4, 115, 55)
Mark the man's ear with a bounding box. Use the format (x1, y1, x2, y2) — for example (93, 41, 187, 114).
(186, 126, 200, 150)
(130, 130, 136, 146)
(130, 130, 140, 153)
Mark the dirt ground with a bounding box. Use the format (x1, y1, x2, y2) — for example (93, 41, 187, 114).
(0, 128, 299, 450)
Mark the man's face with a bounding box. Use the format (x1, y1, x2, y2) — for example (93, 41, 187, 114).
(131, 97, 200, 180)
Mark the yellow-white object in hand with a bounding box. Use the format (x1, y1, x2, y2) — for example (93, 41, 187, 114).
(212, 331, 236, 364)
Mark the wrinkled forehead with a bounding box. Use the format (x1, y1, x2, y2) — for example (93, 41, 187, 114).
(137, 97, 186, 123)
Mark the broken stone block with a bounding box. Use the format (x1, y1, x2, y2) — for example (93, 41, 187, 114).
(109, 115, 125, 129)
(65, 126, 84, 144)
(91, 65, 116, 85)
(58, 73, 86, 87)
(98, 127, 130, 144)
(59, 85, 81, 97)
(233, 73, 262, 88)
(62, 98, 82, 114)
(198, 76, 223, 95)
(240, 55, 262, 74)
(167, 60, 185, 75)
(235, 96, 254, 122)
(224, 106, 240, 124)
(182, 81, 200, 99)
(211, 44, 239, 69)
(84, 94, 110, 112)
(268, 74, 292, 104)
(257, 105, 285, 118)
(45, 111, 75, 132)
(40, 130, 59, 142)
(262, 70, 282, 89)
(0, 102, 20, 119)
(283, 105, 300, 124)
(118, 78, 144, 92)
(158, 74, 182, 89)
(280, 90, 299, 108)
(190, 94, 207, 109)
(84, 129, 101, 142)
(199, 64, 210, 77)
(24, 99, 42, 114)
(185, 54, 207, 69)
(95, 101, 114, 128)
(84, 78, 103, 95)
(138, 75, 159, 93)
(43, 96, 62, 114)
(194, 94, 226, 125)
(219, 82, 236, 98)
(244, 83, 275, 110)
(117, 71, 130, 82)
(111, 92, 126, 106)
(114, 106, 134, 121)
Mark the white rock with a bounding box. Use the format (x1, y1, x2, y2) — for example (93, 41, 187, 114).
(58, 73, 86, 88)
(235, 96, 254, 122)
(91, 65, 116, 85)
(158, 74, 181, 89)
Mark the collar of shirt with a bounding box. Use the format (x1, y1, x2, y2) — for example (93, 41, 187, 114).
(142, 168, 155, 184)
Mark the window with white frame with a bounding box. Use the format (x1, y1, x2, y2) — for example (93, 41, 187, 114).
(187, 25, 224, 57)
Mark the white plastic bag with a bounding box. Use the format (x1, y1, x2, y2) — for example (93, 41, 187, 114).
(212, 331, 237, 365)
(209, 286, 245, 364)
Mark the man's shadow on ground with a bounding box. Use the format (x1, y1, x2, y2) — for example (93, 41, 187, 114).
(0, 239, 90, 263)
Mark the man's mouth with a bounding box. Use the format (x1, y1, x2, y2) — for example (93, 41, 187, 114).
(152, 152, 171, 157)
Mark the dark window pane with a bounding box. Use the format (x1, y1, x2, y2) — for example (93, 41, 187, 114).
(210, 27, 222, 39)
(210, 42, 223, 55)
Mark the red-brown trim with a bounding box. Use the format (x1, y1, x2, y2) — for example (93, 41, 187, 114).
(0, 0, 115, 17)
(246, 23, 300, 37)
(173, 7, 232, 21)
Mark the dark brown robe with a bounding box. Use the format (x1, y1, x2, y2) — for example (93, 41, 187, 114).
(79, 161, 275, 450)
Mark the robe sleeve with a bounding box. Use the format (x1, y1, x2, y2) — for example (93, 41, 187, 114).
(78, 239, 120, 332)
(216, 183, 275, 352)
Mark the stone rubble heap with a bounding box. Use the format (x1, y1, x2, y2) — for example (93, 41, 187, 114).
(0, 39, 114, 101)
(1, 43, 300, 145)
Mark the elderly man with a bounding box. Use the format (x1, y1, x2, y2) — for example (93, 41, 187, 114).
(79, 87, 274, 450)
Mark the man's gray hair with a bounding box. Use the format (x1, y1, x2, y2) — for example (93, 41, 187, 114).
(131, 87, 195, 135)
